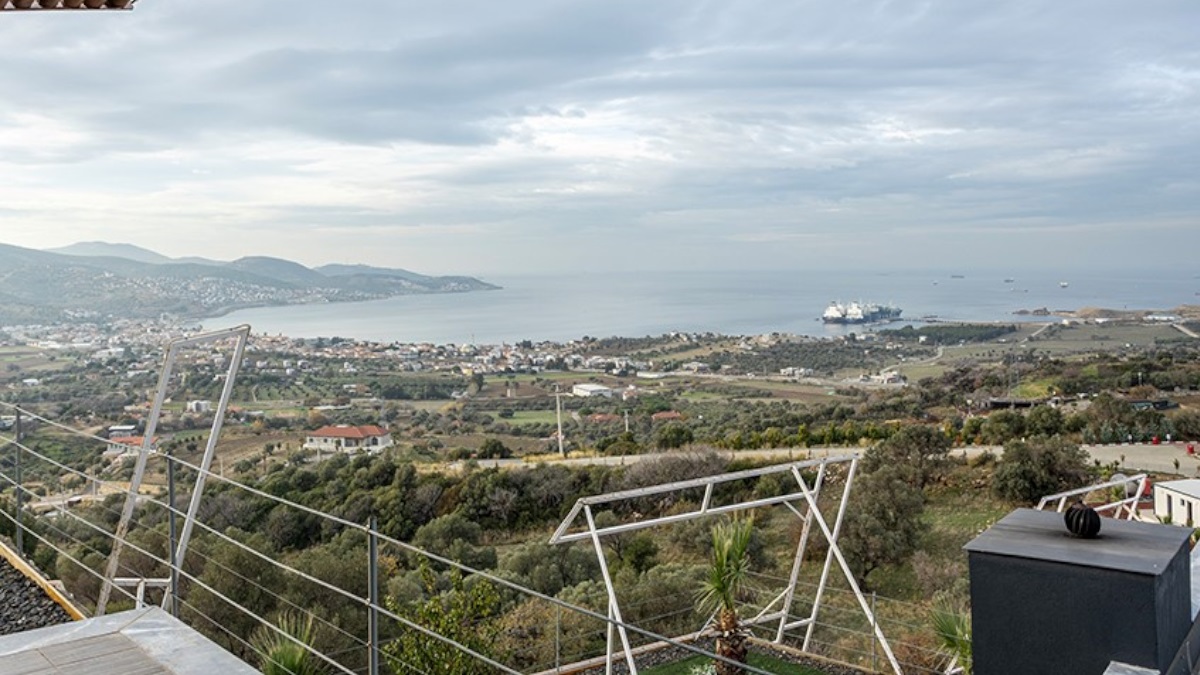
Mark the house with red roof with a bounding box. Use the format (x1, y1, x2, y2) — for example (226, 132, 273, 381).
(103, 436, 158, 463)
(303, 425, 393, 454)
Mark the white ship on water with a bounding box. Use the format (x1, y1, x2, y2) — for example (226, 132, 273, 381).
(822, 301, 903, 325)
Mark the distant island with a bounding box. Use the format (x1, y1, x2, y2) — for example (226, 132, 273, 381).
(0, 241, 499, 324)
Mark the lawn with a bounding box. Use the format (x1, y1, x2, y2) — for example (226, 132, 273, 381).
(641, 652, 832, 675)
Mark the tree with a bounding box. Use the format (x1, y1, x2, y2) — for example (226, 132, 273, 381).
(655, 422, 694, 450)
(478, 438, 512, 459)
(992, 436, 1092, 503)
(696, 518, 754, 675)
(980, 410, 1025, 444)
(499, 542, 599, 597)
(861, 425, 951, 492)
(411, 514, 497, 570)
(1172, 411, 1200, 441)
(383, 565, 503, 675)
(1025, 405, 1064, 437)
(840, 465, 927, 587)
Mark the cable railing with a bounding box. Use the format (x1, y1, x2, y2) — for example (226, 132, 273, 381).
(1, 399, 908, 675)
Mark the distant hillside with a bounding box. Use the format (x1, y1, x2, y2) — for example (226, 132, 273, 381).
(48, 241, 174, 265)
(0, 242, 498, 323)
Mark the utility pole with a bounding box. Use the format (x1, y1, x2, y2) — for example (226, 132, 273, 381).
(13, 409, 22, 557)
(555, 389, 566, 457)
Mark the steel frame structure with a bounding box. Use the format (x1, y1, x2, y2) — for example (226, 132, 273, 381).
(96, 325, 251, 615)
(550, 455, 903, 675)
(1036, 473, 1149, 520)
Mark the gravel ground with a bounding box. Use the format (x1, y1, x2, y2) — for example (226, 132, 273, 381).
(0, 556, 74, 636)
(576, 637, 871, 675)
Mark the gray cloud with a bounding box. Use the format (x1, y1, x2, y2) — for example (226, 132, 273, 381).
(0, 0, 1197, 273)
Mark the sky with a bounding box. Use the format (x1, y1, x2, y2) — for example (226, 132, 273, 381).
(0, 1, 1198, 276)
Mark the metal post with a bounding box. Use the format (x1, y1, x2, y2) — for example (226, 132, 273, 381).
(605, 606, 615, 675)
(871, 592, 878, 673)
(776, 462, 826, 642)
(98, 342, 179, 615)
(368, 516, 380, 675)
(802, 461, 855, 652)
(584, 506, 638, 674)
(13, 409, 22, 556)
(797, 460, 903, 675)
(167, 445, 178, 617)
(164, 327, 250, 611)
(555, 603, 562, 673)
(556, 392, 566, 457)
(101, 325, 251, 617)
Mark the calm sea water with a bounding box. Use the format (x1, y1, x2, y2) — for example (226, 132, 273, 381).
(207, 269, 1200, 345)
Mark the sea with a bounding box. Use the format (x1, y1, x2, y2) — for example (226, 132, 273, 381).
(205, 268, 1200, 345)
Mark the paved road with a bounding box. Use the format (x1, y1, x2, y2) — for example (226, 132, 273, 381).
(468, 442, 1198, 477)
(1082, 442, 1198, 476)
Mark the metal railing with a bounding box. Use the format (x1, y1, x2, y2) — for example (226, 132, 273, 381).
(0, 399, 880, 675)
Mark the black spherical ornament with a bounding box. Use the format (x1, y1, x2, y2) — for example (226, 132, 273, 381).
(1064, 502, 1101, 539)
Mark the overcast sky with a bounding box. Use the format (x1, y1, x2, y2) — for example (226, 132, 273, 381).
(1, 1, 1197, 275)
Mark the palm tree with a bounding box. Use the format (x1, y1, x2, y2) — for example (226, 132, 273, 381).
(250, 612, 324, 675)
(931, 604, 972, 675)
(696, 518, 754, 675)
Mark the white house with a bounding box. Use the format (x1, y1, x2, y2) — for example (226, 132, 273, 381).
(186, 400, 213, 414)
(1154, 479, 1200, 526)
(303, 425, 393, 454)
(104, 436, 157, 463)
(572, 383, 613, 398)
(107, 424, 138, 438)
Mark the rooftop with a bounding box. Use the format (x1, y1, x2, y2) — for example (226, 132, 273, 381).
(308, 424, 389, 439)
(1157, 479, 1200, 499)
(963, 508, 1191, 575)
(0, 607, 259, 675)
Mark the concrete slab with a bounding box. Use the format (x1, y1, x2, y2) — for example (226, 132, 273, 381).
(0, 607, 258, 675)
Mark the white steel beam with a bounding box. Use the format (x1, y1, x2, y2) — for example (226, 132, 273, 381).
(584, 505, 638, 674)
(794, 459, 904, 675)
(97, 325, 251, 616)
(549, 455, 898, 673)
(1036, 473, 1148, 520)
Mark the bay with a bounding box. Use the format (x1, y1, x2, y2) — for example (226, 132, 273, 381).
(206, 268, 1200, 345)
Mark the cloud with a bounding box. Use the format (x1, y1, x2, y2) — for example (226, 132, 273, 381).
(0, 0, 1197, 273)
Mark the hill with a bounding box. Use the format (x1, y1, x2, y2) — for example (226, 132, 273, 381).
(47, 241, 174, 265)
(0, 242, 498, 323)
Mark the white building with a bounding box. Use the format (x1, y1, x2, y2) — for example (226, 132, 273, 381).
(572, 383, 613, 398)
(107, 424, 138, 438)
(303, 425, 393, 454)
(104, 436, 157, 463)
(186, 400, 213, 414)
(1154, 479, 1200, 526)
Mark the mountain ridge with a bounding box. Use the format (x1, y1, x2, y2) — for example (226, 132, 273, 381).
(0, 242, 498, 323)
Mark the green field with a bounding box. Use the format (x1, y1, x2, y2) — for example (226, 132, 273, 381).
(893, 322, 1195, 380)
(501, 410, 561, 425)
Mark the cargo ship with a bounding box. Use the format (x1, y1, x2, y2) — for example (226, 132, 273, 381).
(822, 301, 903, 324)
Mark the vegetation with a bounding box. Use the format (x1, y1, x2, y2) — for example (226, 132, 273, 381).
(931, 604, 972, 675)
(250, 612, 325, 675)
(992, 436, 1091, 503)
(4, 322, 1200, 673)
(696, 519, 755, 675)
(881, 323, 1018, 344)
(383, 565, 504, 675)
